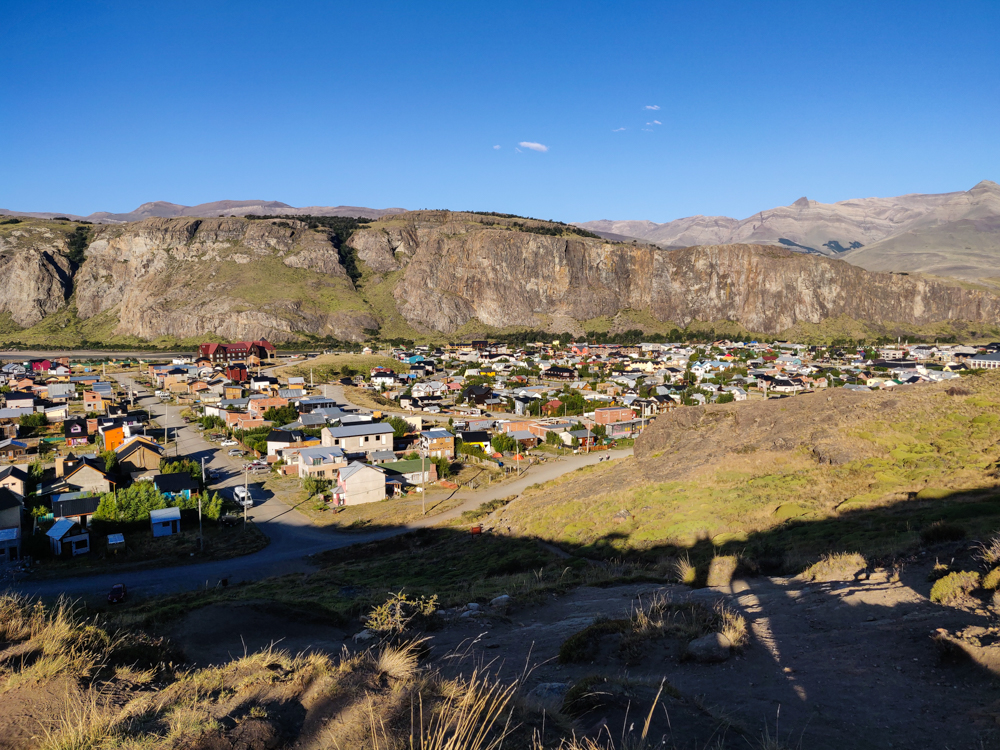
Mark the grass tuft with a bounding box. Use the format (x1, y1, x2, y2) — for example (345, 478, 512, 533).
(929, 570, 980, 604)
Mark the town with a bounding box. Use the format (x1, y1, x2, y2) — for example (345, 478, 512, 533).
(0, 335, 998, 572)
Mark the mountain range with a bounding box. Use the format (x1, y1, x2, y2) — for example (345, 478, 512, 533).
(576, 180, 1000, 283)
(0, 200, 406, 223)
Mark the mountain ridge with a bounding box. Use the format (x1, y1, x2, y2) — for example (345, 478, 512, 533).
(576, 181, 1000, 282)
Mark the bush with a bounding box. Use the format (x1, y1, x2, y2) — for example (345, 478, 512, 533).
(803, 553, 867, 582)
(930, 571, 980, 604)
(365, 592, 438, 635)
(921, 521, 967, 545)
(982, 567, 1000, 590)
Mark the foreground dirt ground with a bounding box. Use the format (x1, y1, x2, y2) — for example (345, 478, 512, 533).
(166, 553, 1000, 750)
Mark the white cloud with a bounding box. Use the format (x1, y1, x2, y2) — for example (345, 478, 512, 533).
(644, 105, 660, 110)
(518, 141, 548, 152)
(493, 145, 501, 150)
(612, 127, 626, 132)
(642, 128, 653, 132)
(652, 120, 662, 125)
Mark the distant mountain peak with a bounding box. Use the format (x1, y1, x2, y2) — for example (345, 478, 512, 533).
(792, 197, 810, 208)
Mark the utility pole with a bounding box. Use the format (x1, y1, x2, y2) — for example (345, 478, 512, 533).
(421, 441, 426, 515)
(243, 467, 248, 530)
(198, 456, 204, 552)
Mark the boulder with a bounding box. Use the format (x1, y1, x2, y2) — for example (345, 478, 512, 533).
(525, 682, 570, 710)
(490, 594, 511, 611)
(685, 633, 732, 663)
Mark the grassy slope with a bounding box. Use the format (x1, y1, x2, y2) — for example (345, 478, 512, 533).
(497, 372, 1000, 565)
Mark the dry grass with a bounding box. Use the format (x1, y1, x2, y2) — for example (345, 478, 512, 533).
(559, 592, 749, 666)
(929, 570, 981, 604)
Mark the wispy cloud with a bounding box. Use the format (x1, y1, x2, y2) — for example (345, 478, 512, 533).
(652, 120, 661, 125)
(493, 145, 501, 150)
(644, 105, 660, 110)
(612, 127, 626, 132)
(518, 141, 548, 152)
(642, 128, 653, 132)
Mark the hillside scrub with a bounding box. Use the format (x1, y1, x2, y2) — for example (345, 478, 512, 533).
(493, 373, 1000, 569)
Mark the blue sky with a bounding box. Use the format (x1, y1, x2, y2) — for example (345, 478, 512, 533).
(2, 0, 998, 222)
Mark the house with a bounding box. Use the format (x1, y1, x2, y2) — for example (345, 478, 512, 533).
(265, 429, 304, 456)
(593, 406, 635, 425)
(52, 458, 115, 495)
(420, 429, 455, 459)
(320, 423, 394, 457)
(4, 391, 35, 410)
(543, 399, 564, 416)
(150, 506, 182, 537)
(380, 458, 436, 485)
(47, 519, 90, 557)
(51, 492, 102, 530)
(0, 487, 23, 562)
(0, 466, 28, 500)
(153, 473, 199, 501)
(542, 365, 576, 380)
(198, 340, 275, 364)
(462, 385, 493, 405)
(83, 391, 105, 412)
(0, 439, 28, 460)
(116, 436, 164, 474)
(457, 431, 490, 452)
(63, 418, 90, 447)
(225, 364, 249, 383)
(971, 352, 1000, 370)
(46, 383, 76, 403)
(248, 396, 289, 418)
(295, 445, 347, 480)
(332, 462, 386, 506)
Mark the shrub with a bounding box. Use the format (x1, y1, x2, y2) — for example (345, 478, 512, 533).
(983, 568, 1000, 590)
(921, 521, 967, 545)
(365, 592, 438, 636)
(802, 553, 867, 582)
(929, 571, 980, 604)
(672, 555, 697, 586)
(705, 555, 737, 587)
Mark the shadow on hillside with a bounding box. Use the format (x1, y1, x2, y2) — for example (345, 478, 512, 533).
(290, 484, 1000, 749)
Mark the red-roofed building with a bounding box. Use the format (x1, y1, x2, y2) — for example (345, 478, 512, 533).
(198, 340, 275, 364)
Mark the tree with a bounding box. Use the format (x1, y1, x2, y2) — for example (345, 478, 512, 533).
(303, 476, 330, 497)
(491, 432, 517, 454)
(341, 365, 357, 378)
(592, 424, 607, 440)
(93, 483, 168, 523)
(101, 450, 118, 475)
(263, 405, 299, 425)
(717, 392, 735, 404)
(431, 456, 452, 479)
(204, 492, 223, 521)
(18, 413, 48, 430)
(386, 416, 410, 438)
(545, 431, 561, 447)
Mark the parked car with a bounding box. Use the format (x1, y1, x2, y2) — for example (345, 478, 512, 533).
(228, 449, 244, 457)
(220, 440, 238, 447)
(206, 469, 221, 480)
(107, 583, 128, 604)
(233, 486, 252, 507)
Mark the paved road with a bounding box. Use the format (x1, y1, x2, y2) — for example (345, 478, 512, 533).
(16, 376, 632, 600)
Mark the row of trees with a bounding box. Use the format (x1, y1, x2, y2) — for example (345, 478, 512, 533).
(92, 482, 223, 524)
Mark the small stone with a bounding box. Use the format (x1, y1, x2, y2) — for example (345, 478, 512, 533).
(685, 633, 732, 663)
(466, 602, 480, 611)
(352, 629, 375, 642)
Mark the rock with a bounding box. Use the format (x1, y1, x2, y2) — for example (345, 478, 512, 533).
(466, 603, 480, 611)
(612, 509, 632, 524)
(525, 682, 570, 709)
(352, 629, 376, 642)
(685, 633, 732, 663)
(490, 594, 511, 609)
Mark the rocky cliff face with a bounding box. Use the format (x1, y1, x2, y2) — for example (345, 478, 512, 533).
(349, 212, 1000, 335)
(0, 222, 74, 326)
(1, 210, 998, 344)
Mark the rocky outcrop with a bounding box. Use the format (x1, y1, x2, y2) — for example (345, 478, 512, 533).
(0, 248, 73, 326)
(356, 212, 1000, 335)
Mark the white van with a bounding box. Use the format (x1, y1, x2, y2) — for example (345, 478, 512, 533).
(233, 486, 252, 508)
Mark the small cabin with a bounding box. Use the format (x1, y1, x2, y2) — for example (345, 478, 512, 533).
(46, 519, 90, 557)
(149, 507, 181, 537)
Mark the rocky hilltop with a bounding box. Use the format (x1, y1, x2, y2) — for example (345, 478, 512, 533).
(1, 210, 998, 345)
(352, 211, 1000, 336)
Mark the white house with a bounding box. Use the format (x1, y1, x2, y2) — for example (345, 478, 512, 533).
(47, 519, 90, 557)
(333, 462, 386, 506)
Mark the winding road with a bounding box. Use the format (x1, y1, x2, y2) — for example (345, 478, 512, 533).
(17, 375, 633, 600)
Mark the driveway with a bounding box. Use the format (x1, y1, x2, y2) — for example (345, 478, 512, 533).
(16, 375, 632, 600)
